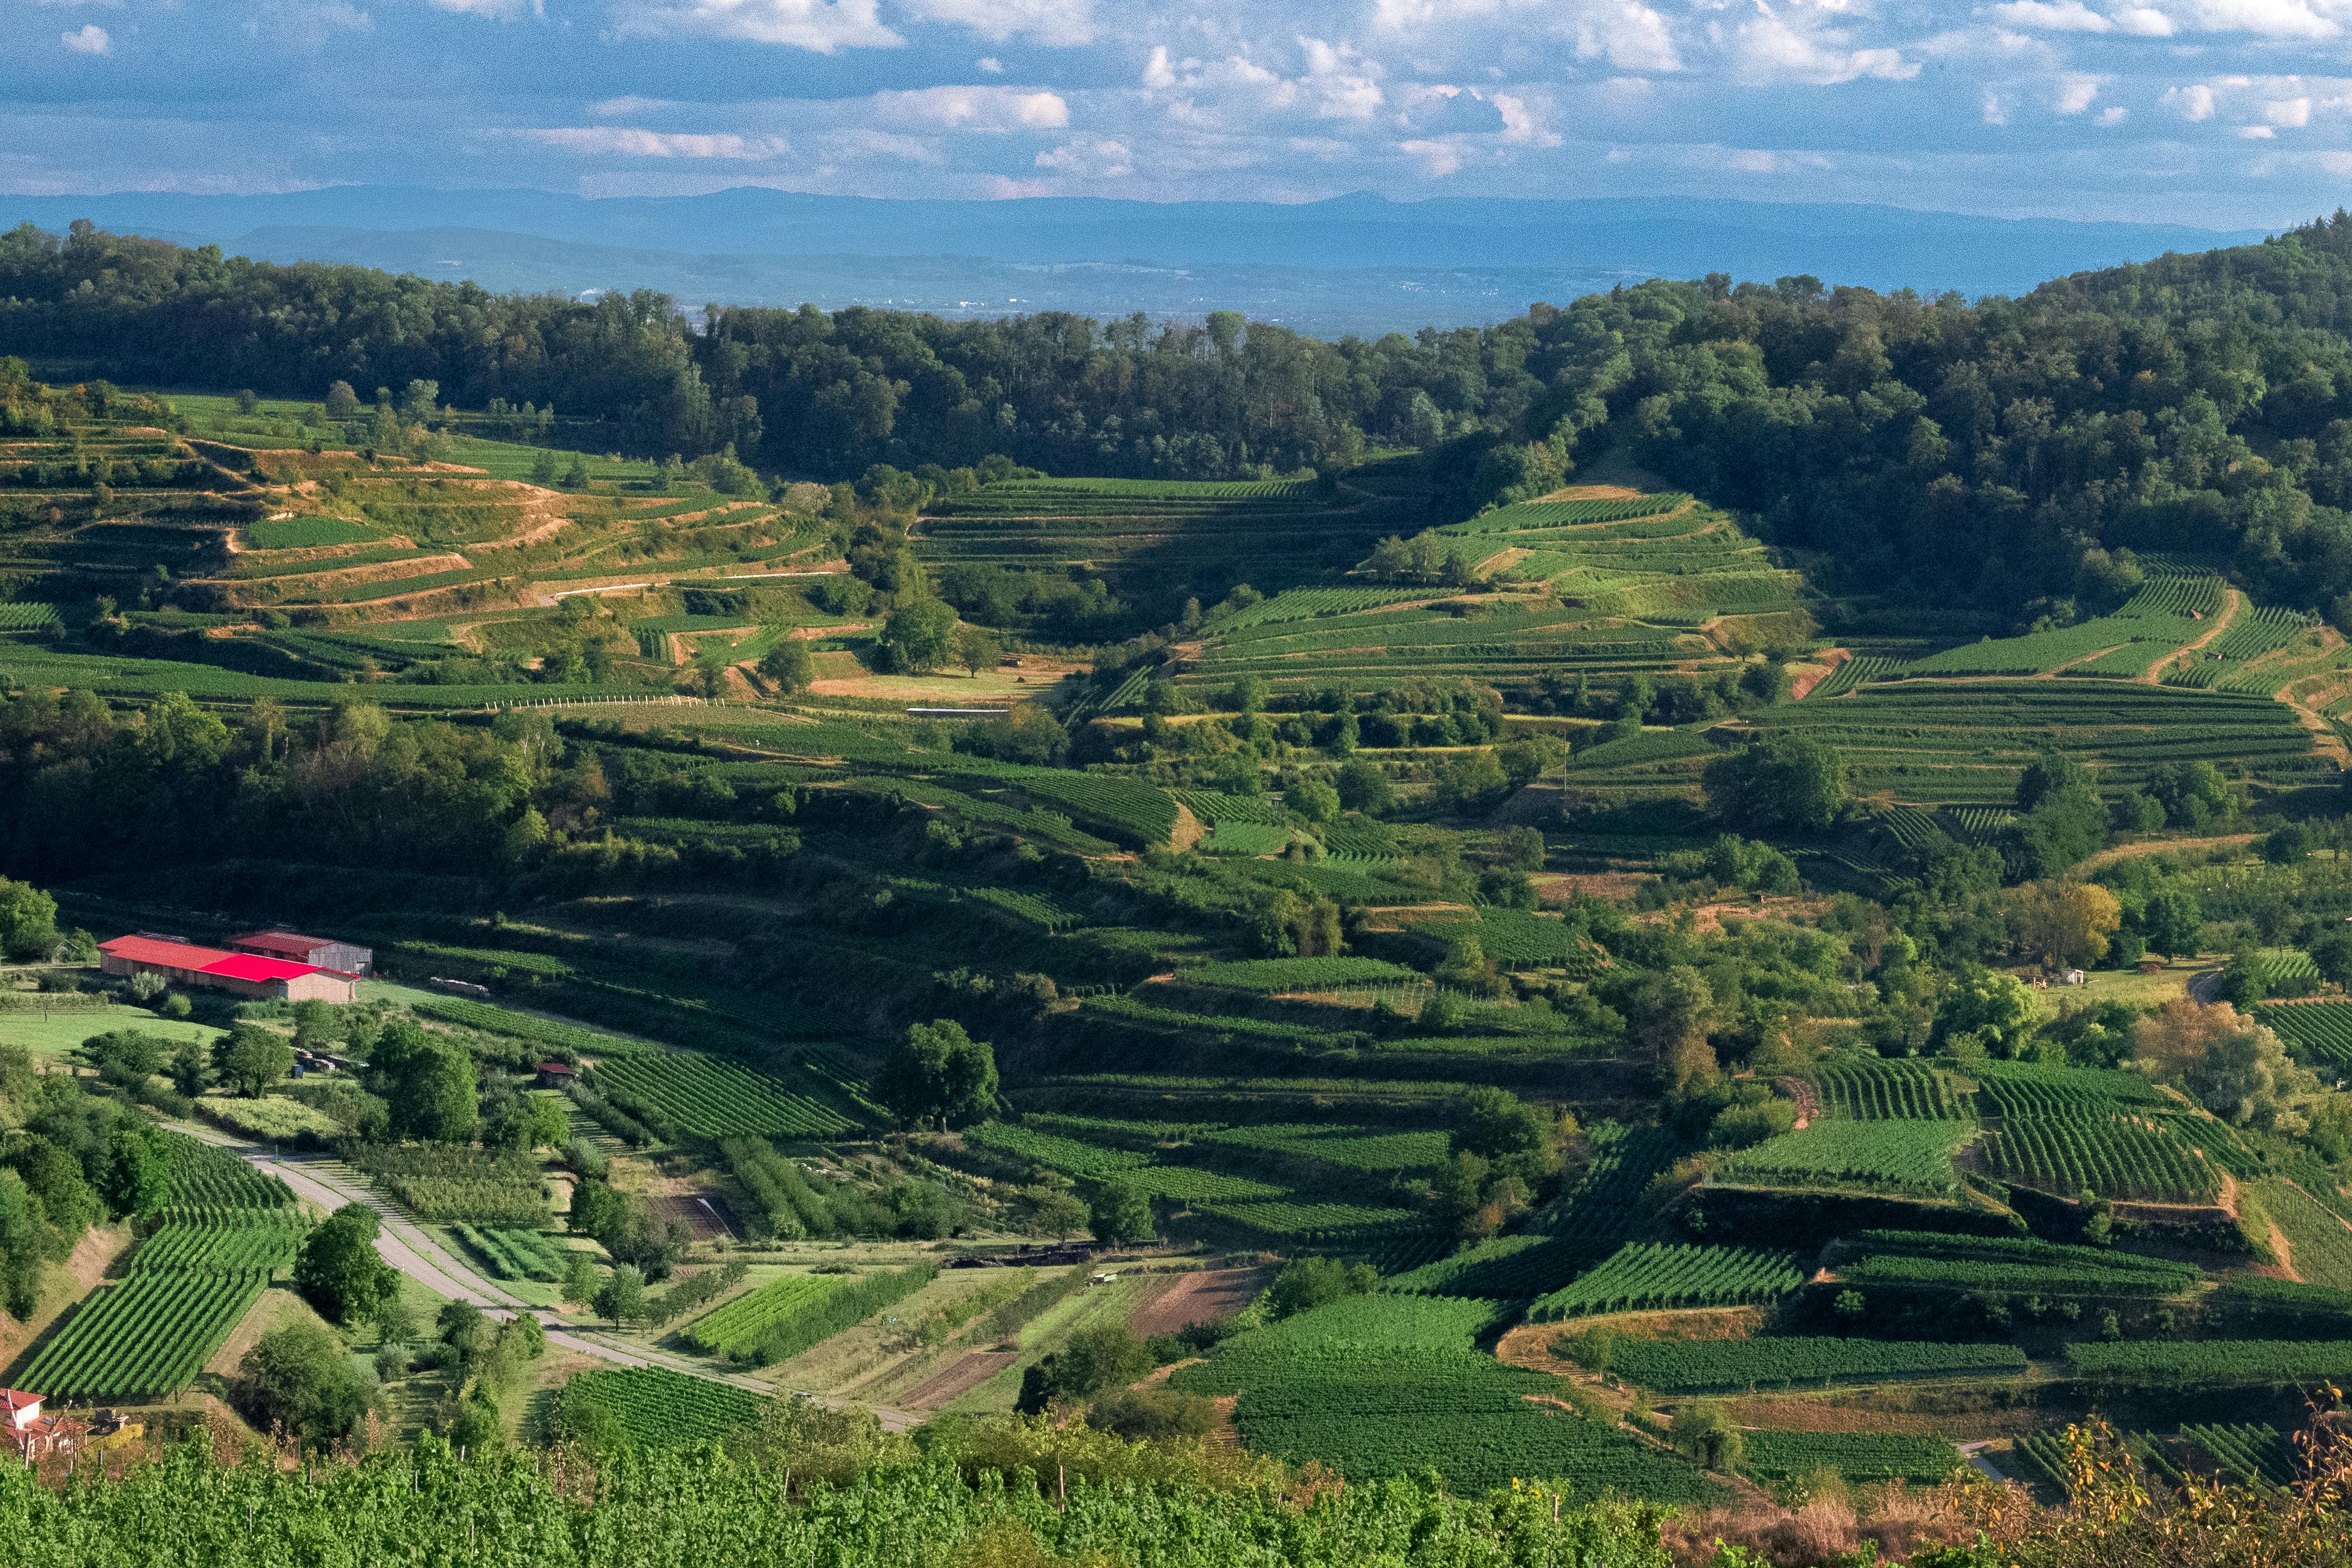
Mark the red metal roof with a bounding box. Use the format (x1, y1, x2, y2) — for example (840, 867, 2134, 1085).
(536, 1061, 578, 1075)
(201, 954, 325, 983)
(0, 1391, 38, 1413)
(100, 935, 326, 983)
(230, 930, 331, 957)
(99, 935, 236, 969)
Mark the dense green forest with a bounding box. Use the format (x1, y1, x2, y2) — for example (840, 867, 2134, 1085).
(16, 215, 2352, 621)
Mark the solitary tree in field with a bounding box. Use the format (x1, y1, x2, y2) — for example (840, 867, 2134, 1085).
(213, 1024, 295, 1098)
(759, 639, 815, 694)
(878, 1019, 998, 1131)
(954, 624, 998, 677)
(295, 1202, 398, 1323)
(593, 1264, 647, 1328)
(879, 597, 957, 672)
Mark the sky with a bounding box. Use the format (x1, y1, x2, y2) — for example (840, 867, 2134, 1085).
(4, 0, 2351, 228)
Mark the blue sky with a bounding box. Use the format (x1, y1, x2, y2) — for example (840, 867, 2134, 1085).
(5, 0, 2349, 226)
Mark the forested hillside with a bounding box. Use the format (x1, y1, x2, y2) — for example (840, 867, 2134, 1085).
(14, 215, 2352, 622)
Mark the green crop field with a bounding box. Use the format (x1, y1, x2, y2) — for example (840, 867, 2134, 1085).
(1834, 1230, 2200, 1297)
(554, 1367, 769, 1449)
(2064, 1339, 2352, 1383)
(1811, 1057, 1965, 1119)
(589, 1050, 861, 1140)
(1717, 1119, 1975, 1195)
(1607, 1336, 2028, 1392)
(19, 1134, 296, 1401)
(1976, 1115, 2223, 1204)
(451, 1226, 575, 1283)
(2258, 1002, 2352, 1067)
(1172, 1295, 1720, 1499)
(1527, 1243, 1803, 1321)
(687, 1274, 842, 1357)
(1182, 956, 1422, 991)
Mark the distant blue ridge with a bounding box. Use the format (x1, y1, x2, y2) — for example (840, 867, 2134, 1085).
(0, 188, 2274, 337)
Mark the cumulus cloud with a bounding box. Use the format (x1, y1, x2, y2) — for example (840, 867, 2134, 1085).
(2179, 0, 2339, 37)
(1574, 1, 1682, 72)
(1734, 8, 1918, 86)
(609, 0, 901, 53)
(870, 84, 1069, 128)
(2264, 94, 2312, 124)
(2055, 72, 2101, 112)
(60, 22, 110, 50)
(517, 127, 791, 157)
(430, 0, 539, 16)
(1035, 137, 1133, 175)
(895, 0, 1092, 46)
(2167, 81, 2217, 118)
(1986, 0, 2176, 32)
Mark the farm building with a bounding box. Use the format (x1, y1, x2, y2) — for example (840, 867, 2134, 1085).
(0, 1389, 79, 1457)
(98, 935, 357, 1003)
(229, 929, 373, 978)
(536, 1061, 578, 1088)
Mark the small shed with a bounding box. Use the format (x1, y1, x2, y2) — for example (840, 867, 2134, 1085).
(2060, 967, 2087, 986)
(536, 1061, 579, 1088)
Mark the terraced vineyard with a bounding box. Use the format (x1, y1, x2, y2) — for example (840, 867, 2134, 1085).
(1975, 1114, 2222, 1204)
(1171, 1295, 1720, 1498)
(1765, 682, 2321, 806)
(1717, 1119, 1975, 1195)
(20, 1134, 297, 1401)
(591, 1049, 862, 1140)
(1812, 1057, 1965, 1119)
(1605, 1336, 2028, 1392)
(917, 475, 1404, 598)
(2257, 1002, 2352, 1066)
(1526, 1243, 1803, 1321)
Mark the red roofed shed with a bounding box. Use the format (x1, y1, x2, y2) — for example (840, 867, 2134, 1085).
(99, 935, 357, 1003)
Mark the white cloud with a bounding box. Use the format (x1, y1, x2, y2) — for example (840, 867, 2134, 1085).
(1575, 1, 1682, 71)
(2113, 6, 2176, 31)
(1986, 1, 2116, 31)
(2238, 122, 2276, 135)
(827, 127, 939, 161)
(2181, 0, 2338, 37)
(2167, 81, 2216, 118)
(1034, 137, 1133, 175)
(592, 95, 672, 116)
(1722, 146, 1832, 173)
(1982, 85, 2013, 123)
(870, 84, 1069, 128)
(2320, 149, 2352, 173)
(977, 55, 1002, 71)
(430, 0, 537, 16)
(2055, 72, 2101, 112)
(608, 0, 901, 53)
(2264, 94, 2312, 124)
(1491, 92, 1559, 144)
(1734, 9, 1918, 86)
(2098, 103, 2128, 122)
(517, 127, 791, 157)
(1299, 36, 1385, 119)
(895, 0, 1092, 46)
(60, 23, 110, 50)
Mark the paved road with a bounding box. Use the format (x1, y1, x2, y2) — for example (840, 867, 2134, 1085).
(173, 1120, 915, 1427)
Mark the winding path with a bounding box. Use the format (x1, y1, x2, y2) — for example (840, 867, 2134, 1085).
(171, 1120, 916, 1430)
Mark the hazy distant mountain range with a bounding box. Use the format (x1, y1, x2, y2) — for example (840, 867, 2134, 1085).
(1, 188, 2272, 336)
